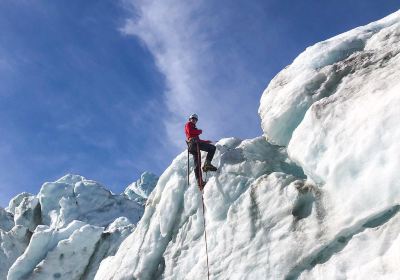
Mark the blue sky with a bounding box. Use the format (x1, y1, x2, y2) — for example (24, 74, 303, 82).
(0, 0, 398, 207)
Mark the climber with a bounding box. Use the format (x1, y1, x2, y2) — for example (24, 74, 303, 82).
(185, 114, 217, 188)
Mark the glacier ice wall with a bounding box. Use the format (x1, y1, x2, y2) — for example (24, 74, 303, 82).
(0, 226, 31, 280)
(259, 9, 400, 279)
(124, 171, 159, 205)
(95, 10, 400, 280)
(1, 174, 144, 280)
(259, 10, 400, 147)
(2, 9, 400, 280)
(39, 174, 143, 228)
(7, 221, 103, 280)
(0, 207, 14, 232)
(95, 137, 309, 279)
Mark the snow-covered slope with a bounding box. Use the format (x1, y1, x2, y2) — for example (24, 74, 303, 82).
(94, 10, 400, 280)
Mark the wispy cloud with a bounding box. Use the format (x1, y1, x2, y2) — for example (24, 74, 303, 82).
(120, 0, 263, 150)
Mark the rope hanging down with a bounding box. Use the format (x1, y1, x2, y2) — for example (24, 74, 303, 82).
(201, 195, 211, 280)
(186, 143, 211, 280)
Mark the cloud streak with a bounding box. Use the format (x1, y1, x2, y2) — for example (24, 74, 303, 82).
(120, 0, 264, 150)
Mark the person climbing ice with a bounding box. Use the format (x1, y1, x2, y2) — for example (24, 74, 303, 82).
(185, 113, 217, 189)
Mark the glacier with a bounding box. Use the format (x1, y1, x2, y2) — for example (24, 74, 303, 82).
(1, 174, 145, 280)
(94, 10, 400, 280)
(2, 9, 400, 280)
(95, 137, 306, 279)
(0, 226, 31, 280)
(124, 172, 159, 206)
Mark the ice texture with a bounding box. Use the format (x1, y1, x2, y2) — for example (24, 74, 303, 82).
(0, 207, 14, 231)
(81, 217, 136, 280)
(124, 171, 159, 205)
(39, 174, 143, 228)
(5, 193, 42, 232)
(259, 10, 400, 147)
(7, 220, 103, 280)
(14, 197, 42, 232)
(6, 192, 34, 215)
(2, 174, 145, 280)
(95, 137, 307, 279)
(299, 208, 400, 279)
(0, 226, 31, 279)
(94, 10, 400, 280)
(259, 9, 400, 237)
(2, 9, 400, 280)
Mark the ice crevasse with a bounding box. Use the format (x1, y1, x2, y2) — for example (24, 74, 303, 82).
(95, 10, 400, 280)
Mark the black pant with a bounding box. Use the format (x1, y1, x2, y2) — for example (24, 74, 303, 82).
(188, 141, 216, 181)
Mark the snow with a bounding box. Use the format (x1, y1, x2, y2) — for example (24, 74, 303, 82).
(0, 226, 31, 280)
(259, 8, 400, 240)
(0, 207, 14, 231)
(259, 10, 400, 147)
(299, 207, 400, 280)
(39, 174, 143, 228)
(94, 10, 400, 280)
(6, 192, 34, 215)
(14, 196, 42, 232)
(2, 9, 400, 280)
(124, 171, 159, 205)
(8, 220, 103, 280)
(95, 137, 306, 279)
(1, 174, 145, 279)
(82, 217, 136, 280)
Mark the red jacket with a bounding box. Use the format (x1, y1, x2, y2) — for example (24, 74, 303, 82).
(185, 122, 210, 143)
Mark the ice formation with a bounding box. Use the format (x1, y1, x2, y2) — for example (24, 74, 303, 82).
(95, 10, 400, 280)
(95, 137, 307, 279)
(0, 207, 14, 232)
(2, 9, 400, 280)
(39, 174, 143, 228)
(0, 175, 144, 280)
(124, 171, 159, 205)
(0, 226, 31, 279)
(259, 9, 400, 278)
(7, 221, 103, 280)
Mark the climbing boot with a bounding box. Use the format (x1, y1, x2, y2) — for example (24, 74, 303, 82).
(202, 160, 217, 172)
